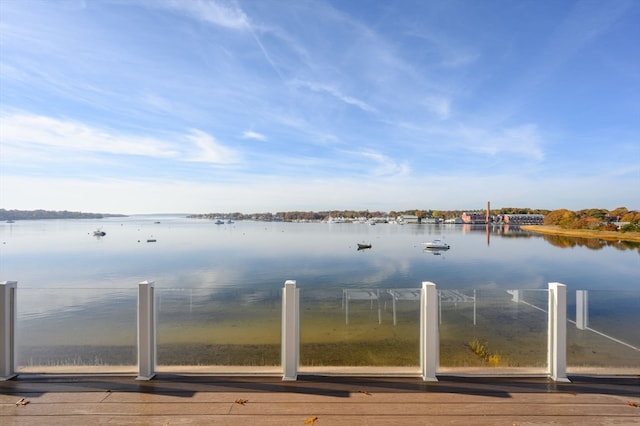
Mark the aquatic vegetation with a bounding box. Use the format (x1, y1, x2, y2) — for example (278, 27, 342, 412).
(469, 337, 502, 366)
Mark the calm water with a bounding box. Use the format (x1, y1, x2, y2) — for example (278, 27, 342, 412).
(3, 215, 639, 368)
(1, 214, 638, 292)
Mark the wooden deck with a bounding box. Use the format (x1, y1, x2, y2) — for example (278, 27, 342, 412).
(2, 374, 639, 425)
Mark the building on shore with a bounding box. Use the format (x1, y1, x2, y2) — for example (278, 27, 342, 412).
(461, 212, 488, 224)
(499, 214, 544, 225)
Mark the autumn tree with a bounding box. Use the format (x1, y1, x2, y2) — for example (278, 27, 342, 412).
(544, 209, 576, 228)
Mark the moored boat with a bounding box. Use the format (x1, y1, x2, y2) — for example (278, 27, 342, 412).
(357, 242, 372, 250)
(422, 239, 449, 249)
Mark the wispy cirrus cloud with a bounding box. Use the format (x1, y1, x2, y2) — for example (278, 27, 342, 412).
(0, 112, 240, 165)
(242, 130, 267, 141)
(459, 123, 545, 161)
(423, 95, 452, 120)
(185, 129, 240, 163)
(348, 150, 411, 177)
(0, 112, 178, 158)
(157, 0, 250, 30)
(291, 79, 376, 113)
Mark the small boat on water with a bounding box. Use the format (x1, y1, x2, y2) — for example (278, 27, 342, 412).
(93, 229, 106, 237)
(357, 242, 372, 250)
(423, 239, 449, 249)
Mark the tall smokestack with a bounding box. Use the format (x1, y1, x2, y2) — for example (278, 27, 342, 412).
(486, 201, 490, 223)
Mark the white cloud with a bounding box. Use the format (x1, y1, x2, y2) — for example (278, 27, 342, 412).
(350, 150, 411, 177)
(0, 113, 177, 158)
(159, 0, 250, 30)
(0, 112, 240, 165)
(242, 130, 267, 141)
(423, 96, 451, 120)
(291, 80, 376, 113)
(458, 124, 545, 161)
(185, 129, 240, 164)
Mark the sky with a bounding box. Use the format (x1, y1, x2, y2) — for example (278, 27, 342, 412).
(1, 0, 639, 215)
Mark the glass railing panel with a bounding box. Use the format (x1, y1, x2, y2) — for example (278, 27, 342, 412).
(16, 287, 137, 373)
(438, 289, 548, 373)
(299, 288, 421, 372)
(155, 287, 281, 372)
(567, 290, 640, 374)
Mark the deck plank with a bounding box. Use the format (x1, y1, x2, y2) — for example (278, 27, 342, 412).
(1, 375, 638, 425)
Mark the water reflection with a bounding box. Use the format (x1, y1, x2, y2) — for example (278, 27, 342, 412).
(540, 233, 640, 252)
(2, 217, 638, 296)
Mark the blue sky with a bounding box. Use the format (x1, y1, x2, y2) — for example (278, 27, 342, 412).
(1, 0, 638, 214)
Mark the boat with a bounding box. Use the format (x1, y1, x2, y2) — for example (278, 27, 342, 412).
(93, 229, 106, 237)
(357, 243, 372, 250)
(422, 239, 449, 250)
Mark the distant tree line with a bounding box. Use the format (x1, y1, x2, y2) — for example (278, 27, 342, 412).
(0, 209, 127, 221)
(543, 207, 640, 232)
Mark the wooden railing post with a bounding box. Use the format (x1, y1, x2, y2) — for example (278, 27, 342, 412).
(137, 281, 156, 380)
(282, 280, 299, 381)
(420, 281, 438, 381)
(0, 281, 17, 380)
(548, 282, 570, 382)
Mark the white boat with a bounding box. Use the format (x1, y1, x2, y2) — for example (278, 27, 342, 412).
(422, 239, 449, 249)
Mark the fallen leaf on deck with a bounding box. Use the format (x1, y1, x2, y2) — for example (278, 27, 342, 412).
(626, 401, 639, 407)
(15, 398, 30, 406)
(234, 399, 249, 405)
(304, 416, 319, 424)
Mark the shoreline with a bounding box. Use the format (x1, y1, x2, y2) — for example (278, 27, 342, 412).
(520, 225, 640, 243)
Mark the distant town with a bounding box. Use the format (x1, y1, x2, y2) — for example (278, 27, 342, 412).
(2, 206, 638, 233)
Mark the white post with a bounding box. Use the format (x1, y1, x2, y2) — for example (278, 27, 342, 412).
(420, 281, 438, 382)
(0, 281, 17, 380)
(576, 290, 589, 330)
(137, 281, 156, 380)
(548, 282, 569, 382)
(282, 280, 299, 381)
(392, 293, 397, 326)
(473, 289, 477, 326)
